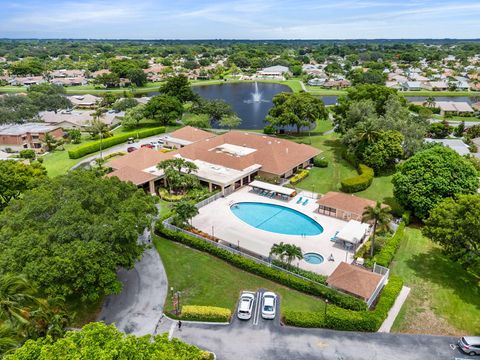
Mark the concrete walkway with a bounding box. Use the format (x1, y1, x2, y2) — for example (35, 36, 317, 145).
(379, 286, 411, 333)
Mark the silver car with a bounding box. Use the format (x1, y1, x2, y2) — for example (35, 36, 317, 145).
(237, 292, 255, 320)
(458, 336, 480, 356)
(261, 292, 277, 319)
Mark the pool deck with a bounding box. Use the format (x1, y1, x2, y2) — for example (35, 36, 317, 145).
(192, 187, 359, 276)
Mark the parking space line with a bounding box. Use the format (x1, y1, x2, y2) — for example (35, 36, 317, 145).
(253, 291, 261, 326)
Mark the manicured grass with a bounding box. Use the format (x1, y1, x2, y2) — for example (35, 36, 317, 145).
(154, 236, 326, 315)
(433, 114, 480, 122)
(305, 87, 347, 96)
(41, 144, 84, 177)
(390, 227, 480, 335)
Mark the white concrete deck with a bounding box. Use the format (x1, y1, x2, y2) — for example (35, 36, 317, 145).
(192, 187, 358, 276)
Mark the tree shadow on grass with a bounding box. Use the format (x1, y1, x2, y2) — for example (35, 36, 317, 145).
(405, 247, 480, 311)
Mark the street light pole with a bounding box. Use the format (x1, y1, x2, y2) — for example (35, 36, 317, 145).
(324, 299, 329, 317)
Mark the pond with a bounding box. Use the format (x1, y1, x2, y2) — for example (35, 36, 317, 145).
(192, 82, 291, 130)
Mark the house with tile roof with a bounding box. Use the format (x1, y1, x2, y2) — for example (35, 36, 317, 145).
(316, 191, 380, 222)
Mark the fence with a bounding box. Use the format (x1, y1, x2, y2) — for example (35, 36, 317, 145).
(366, 263, 390, 308)
(162, 219, 333, 290)
(195, 191, 224, 209)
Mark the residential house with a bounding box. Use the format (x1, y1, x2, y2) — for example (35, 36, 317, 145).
(256, 65, 290, 80)
(307, 78, 326, 86)
(51, 77, 88, 86)
(0, 123, 63, 152)
(316, 191, 378, 222)
(161, 126, 216, 149)
(401, 81, 423, 91)
(40, 110, 121, 130)
(9, 76, 45, 86)
(49, 69, 85, 78)
(89, 69, 111, 78)
(429, 81, 449, 91)
(424, 138, 471, 156)
(435, 101, 474, 116)
(68, 94, 101, 108)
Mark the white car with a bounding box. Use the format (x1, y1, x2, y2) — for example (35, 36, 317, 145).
(237, 292, 255, 320)
(261, 292, 277, 319)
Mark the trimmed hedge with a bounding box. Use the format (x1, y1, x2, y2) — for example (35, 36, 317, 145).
(272, 260, 327, 284)
(283, 276, 403, 332)
(181, 305, 231, 322)
(156, 222, 366, 311)
(366, 223, 405, 268)
(290, 170, 309, 185)
(68, 127, 166, 159)
(341, 164, 374, 193)
(313, 157, 328, 168)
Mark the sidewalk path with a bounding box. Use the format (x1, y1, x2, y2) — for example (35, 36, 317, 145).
(379, 286, 411, 333)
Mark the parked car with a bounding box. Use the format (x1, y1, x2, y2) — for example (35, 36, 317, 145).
(127, 146, 138, 153)
(261, 292, 277, 319)
(141, 144, 154, 149)
(458, 336, 480, 356)
(127, 137, 135, 144)
(237, 292, 255, 320)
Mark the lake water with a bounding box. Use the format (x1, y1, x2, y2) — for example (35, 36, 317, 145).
(192, 82, 291, 129)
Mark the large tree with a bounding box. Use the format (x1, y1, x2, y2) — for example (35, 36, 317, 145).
(219, 114, 242, 130)
(5, 322, 210, 360)
(144, 95, 183, 125)
(191, 98, 233, 122)
(361, 130, 404, 172)
(423, 194, 480, 277)
(266, 92, 327, 134)
(172, 200, 199, 228)
(362, 202, 392, 257)
(159, 74, 199, 103)
(121, 104, 146, 130)
(0, 161, 47, 210)
(157, 158, 199, 194)
(0, 171, 156, 302)
(392, 146, 479, 220)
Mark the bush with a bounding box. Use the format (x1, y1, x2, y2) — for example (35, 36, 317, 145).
(103, 151, 127, 160)
(263, 125, 276, 135)
(313, 157, 328, 168)
(19, 149, 36, 160)
(68, 127, 165, 159)
(290, 170, 309, 185)
(254, 175, 281, 185)
(365, 223, 405, 268)
(156, 222, 366, 311)
(272, 260, 327, 284)
(341, 164, 374, 193)
(181, 305, 231, 322)
(283, 276, 403, 331)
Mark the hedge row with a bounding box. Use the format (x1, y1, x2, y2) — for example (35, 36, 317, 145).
(68, 127, 166, 159)
(290, 170, 309, 185)
(181, 305, 231, 322)
(341, 164, 374, 193)
(271, 259, 327, 284)
(313, 157, 329, 168)
(365, 223, 405, 268)
(156, 223, 366, 311)
(283, 275, 403, 332)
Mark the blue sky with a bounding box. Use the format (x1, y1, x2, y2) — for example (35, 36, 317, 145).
(1, 0, 479, 39)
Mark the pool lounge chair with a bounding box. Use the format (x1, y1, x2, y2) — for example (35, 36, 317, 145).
(268, 192, 275, 198)
(296, 196, 303, 204)
(330, 230, 339, 242)
(302, 199, 309, 206)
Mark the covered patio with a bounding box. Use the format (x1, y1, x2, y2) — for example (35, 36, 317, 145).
(248, 180, 296, 201)
(333, 220, 371, 250)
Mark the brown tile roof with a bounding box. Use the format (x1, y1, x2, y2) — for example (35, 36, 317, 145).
(316, 192, 377, 216)
(169, 126, 216, 143)
(177, 131, 320, 175)
(106, 166, 157, 185)
(327, 262, 383, 300)
(106, 147, 173, 171)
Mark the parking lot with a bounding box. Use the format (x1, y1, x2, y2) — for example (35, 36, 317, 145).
(230, 289, 281, 330)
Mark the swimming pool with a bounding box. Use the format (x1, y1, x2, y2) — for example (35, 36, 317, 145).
(303, 252, 324, 265)
(230, 202, 324, 236)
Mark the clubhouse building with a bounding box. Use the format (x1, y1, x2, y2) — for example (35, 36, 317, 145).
(106, 126, 320, 194)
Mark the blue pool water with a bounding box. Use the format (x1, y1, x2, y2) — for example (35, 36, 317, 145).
(230, 202, 324, 236)
(303, 252, 325, 265)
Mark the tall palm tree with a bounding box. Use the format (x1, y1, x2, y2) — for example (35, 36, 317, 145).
(423, 96, 436, 108)
(172, 200, 199, 228)
(362, 202, 392, 257)
(0, 321, 18, 356)
(269, 242, 287, 262)
(284, 244, 303, 265)
(353, 117, 381, 145)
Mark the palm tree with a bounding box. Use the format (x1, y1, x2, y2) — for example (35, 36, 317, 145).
(353, 117, 381, 145)
(423, 96, 436, 108)
(29, 297, 71, 340)
(42, 133, 58, 152)
(269, 242, 287, 262)
(362, 202, 392, 257)
(284, 244, 303, 265)
(0, 274, 36, 326)
(172, 200, 199, 228)
(0, 321, 18, 356)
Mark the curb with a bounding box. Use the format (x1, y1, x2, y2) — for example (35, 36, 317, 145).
(162, 313, 230, 326)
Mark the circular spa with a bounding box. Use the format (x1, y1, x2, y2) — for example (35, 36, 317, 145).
(230, 202, 324, 236)
(303, 252, 325, 265)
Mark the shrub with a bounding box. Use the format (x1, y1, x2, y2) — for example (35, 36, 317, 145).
(19, 149, 36, 160)
(290, 170, 309, 185)
(313, 157, 328, 168)
(254, 175, 281, 185)
(272, 260, 327, 284)
(341, 164, 374, 193)
(103, 151, 127, 160)
(365, 223, 405, 268)
(283, 276, 403, 331)
(263, 125, 276, 135)
(181, 305, 231, 322)
(68, 127, 165, 159)
(156, 222, 366, 311)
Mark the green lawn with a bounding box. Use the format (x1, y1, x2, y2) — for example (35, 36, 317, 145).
(391, 227, 480, 336)
(433, 114, 480, 122)
(41, 143, 84, 177)
(154, 236, 326, 316)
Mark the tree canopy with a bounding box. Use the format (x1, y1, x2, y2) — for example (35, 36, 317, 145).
(159, 74, 199, 103)
(0, 171, 156, 302)
(5, 322, 211, 360)
(423, 194, 480, 277)
(392, 146, 479, 219)
(144, 95, 183, 125)
(266, 92, 327, 134)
